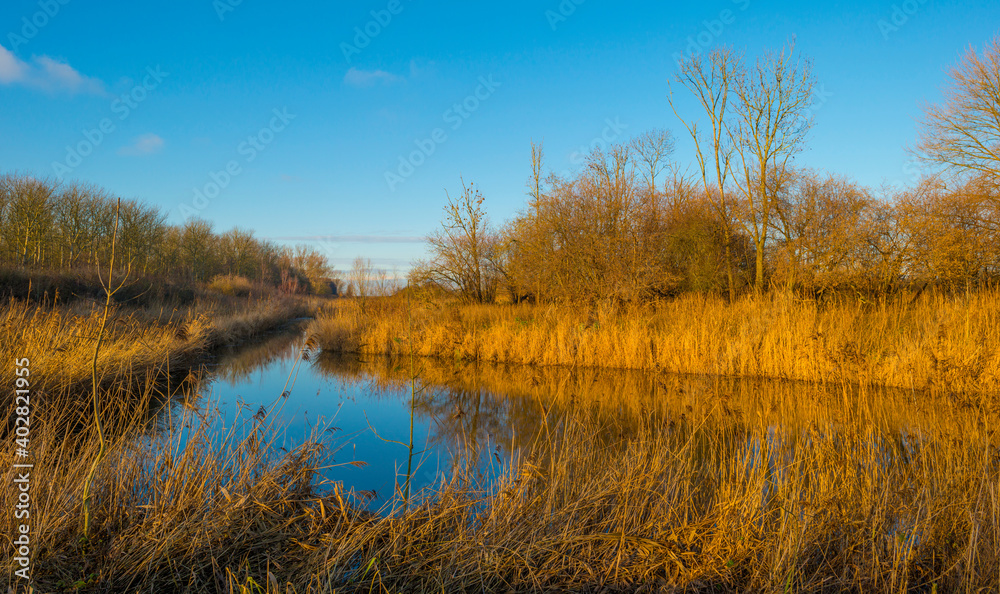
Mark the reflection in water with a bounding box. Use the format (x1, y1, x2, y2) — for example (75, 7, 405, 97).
(315, 355, 545, 491)
(173, 326, 1000, 516)
(175, 328, 533, 508)
(208, 319, 312, 385)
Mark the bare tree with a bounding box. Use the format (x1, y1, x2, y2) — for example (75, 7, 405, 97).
(82, 198, 131, 539)
(529, 141, 545, 213)
(53, 182, 97, 268)
(770, 169, 876, 292)
(513, 142, 552, 302)
(373, 266, 395, 297)
(630, 128, 676, 199)
(179, 218, 216, 281)
(0, 174, 57, 267)
(586, 144, 647, 300)
(220, 228, 258, 277)
(116, 200, 165, 274)
(671, 48, 742, 300)
(916, 35, 1000, 183)
(896, 176, 1000, 286)
(349, 256, 375, 298)
(413, 179, 497, 302)
(731, 43, 816, 290)
(863, 189, 910, 294)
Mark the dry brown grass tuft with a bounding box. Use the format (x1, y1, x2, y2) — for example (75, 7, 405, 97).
(208, 275, 257, 297)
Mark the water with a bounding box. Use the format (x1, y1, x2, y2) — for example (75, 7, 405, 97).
(163, 322, 997, 514)
(168, 324, 531, 508)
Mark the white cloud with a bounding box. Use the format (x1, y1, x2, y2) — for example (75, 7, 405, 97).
(343, 67, 403, 88)
(118, 133, 164, 156)
(0, 43, 105, 94)
(0, 45, 27, 83)
(33, 56, 105, 94)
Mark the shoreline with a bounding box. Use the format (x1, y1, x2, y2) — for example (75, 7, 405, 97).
(308, 289, 1000, 396)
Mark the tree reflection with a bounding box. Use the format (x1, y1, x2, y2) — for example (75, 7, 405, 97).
(311, 352, 996, 495)
(184, 332, 997, 506)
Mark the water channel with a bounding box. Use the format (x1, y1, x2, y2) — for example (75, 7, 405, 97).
(162, 320, 997, 514)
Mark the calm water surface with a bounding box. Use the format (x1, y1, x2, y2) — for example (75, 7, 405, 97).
(168, 324, 534, 507)
(162, 322, 994, 511)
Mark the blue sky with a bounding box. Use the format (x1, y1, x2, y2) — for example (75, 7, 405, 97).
(1, 0, 997, 273)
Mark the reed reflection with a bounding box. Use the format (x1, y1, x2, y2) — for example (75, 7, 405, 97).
(183, 330, 998, 514)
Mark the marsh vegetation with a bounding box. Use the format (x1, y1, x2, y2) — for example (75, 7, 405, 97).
(5, 325, 1000, 592)
(2, 34, 1000, 594)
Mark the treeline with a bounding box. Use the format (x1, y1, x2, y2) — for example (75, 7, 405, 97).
(414, 153, 999, 303)
(0, 173, 334, 294)
(413, 38, 1000, 303)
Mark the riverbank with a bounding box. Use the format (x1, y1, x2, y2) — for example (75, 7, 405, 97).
(309, 288, 1000, 395)
(0, 293, 316, 404)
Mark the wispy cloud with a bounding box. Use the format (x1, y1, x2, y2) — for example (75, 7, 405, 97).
(118, 133, 165, 156)
(343, 67, 404, 88)
(343, 60, 432, 89)
(33, 56, 105, 94)
(0, 45, 27, 83)
(0, 44, 105, 94)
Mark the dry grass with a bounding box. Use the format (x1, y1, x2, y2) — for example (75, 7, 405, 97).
(3, 291, 1000, 592)
(310, 289, 1000, 394)
(0, 295, 312, 399)
(319, 404, 1000, 592)
(208, 275, 257, 297)
(4, 353, 999, 592)
(0, 371, 348, 593)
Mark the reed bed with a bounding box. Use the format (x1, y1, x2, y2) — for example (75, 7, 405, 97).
(330, 411, 1000, 592)
(309, 289, 1000, 394)
(0, 369, 350, 593)
(0, 295, 311, 401)
(3, 291, 1000, 592)
(4, 358, 999, 592)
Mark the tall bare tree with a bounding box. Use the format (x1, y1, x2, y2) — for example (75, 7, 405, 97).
(731, 43, 816, 290)
(54, 183, 104, 269)
(529, 141, 545, 213)
(671, 48, 743, 300)
(179, 218, 216, 281)
(525, 141, 547, 302)
(348, 256, 375, 298)
(220, 228, 257, 277)
(0, 174, 57, 266)
(916, 35, 1000, 183)
(291, 245, 334, 294)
